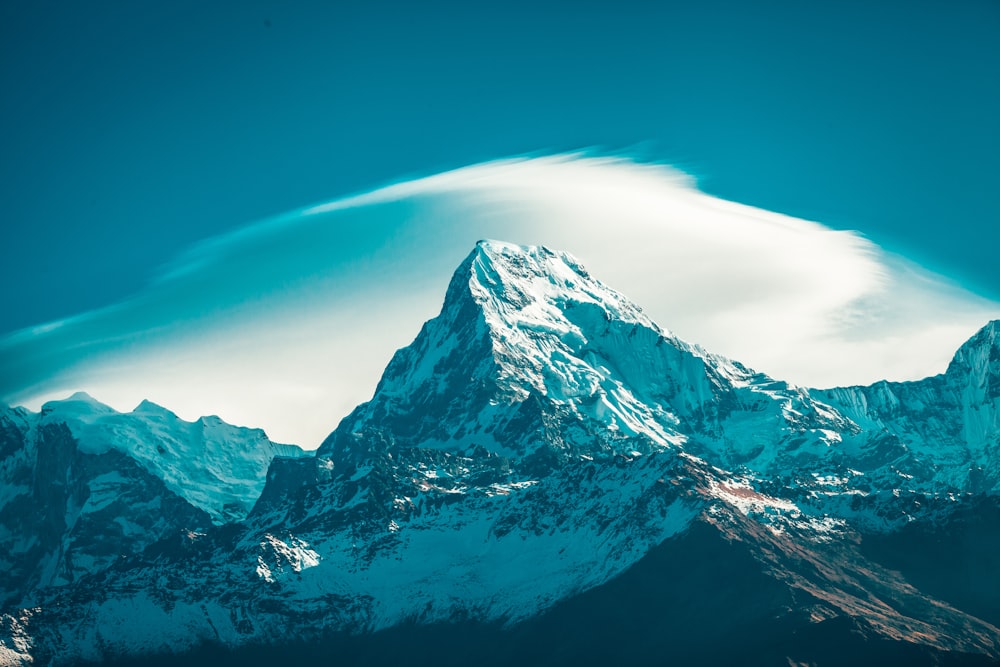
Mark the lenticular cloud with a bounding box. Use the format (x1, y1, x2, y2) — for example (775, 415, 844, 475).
(2, 155, 997, 447)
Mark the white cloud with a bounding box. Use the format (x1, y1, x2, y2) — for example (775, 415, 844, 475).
(2, 155, 997, 447)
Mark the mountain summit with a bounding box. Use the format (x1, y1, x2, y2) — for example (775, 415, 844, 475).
(2, 242, 999, 666)
(818, 318, 1000, 495)
(322, 240, 853, 472)
(321, 239, 694, 458)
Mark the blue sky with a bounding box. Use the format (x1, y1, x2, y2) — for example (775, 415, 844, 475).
(3, 155, 998, 446)
(2, 0, 999, 335)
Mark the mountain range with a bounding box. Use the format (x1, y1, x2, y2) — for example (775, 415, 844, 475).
(1, 240, 998, 666)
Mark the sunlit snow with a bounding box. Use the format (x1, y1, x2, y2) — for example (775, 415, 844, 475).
(2, 155, 997, 448)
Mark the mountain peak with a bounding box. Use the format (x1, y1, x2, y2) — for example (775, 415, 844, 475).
(969, 319, 999, 343)
(945, 320, 1000, 403)
(965, 319, 1000, 344)
(321, 241, 821, 463)
(28, 395, 307, 523)
(63, 391, 108, 408)
(474, 237, 528, 254)
(15, 243, 1000, 666)
(132, 398, 178, 418)
(41, 391, 116, 422)
(470, 238, 574, 273)
(460, 240, 655, 337)
(947, 320, 1000, 374)
(321, 240, 686, 458)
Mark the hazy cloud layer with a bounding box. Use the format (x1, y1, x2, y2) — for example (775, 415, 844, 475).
(3, 156, 997, 447)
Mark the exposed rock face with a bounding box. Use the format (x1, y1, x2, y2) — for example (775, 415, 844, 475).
(0, 396, 304, 610)
(2, 241, 998, 666)
(817, 320, 1000, 494)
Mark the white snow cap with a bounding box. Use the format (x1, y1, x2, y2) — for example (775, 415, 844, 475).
(3, 155, 998, 448)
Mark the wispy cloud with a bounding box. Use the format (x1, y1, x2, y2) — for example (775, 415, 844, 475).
(3, 155, 997, 447)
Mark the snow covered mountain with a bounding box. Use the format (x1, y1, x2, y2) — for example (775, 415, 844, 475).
(0, 394, 304, 610)
(1, 241, 998, 666)
(324, 241, 861, 474)
(817, 321, 1000, 494)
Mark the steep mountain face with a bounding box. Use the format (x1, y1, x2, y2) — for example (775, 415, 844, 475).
(2, 241, 999, 666)
(817, 321, 1000, 494)
(319, 241, 991, 531)
(0, 396, 304, 609)
(323, 241, 857, 472)
(39, 393, 307, 523)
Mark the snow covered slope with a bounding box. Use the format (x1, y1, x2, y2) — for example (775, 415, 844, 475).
(39, 392, 306, 522)
(817, 320, 1000, 494)
(323, 241, 856, 470)
(0, 396, 305, 610)
(319, 241, 970, 528)
(2, 241, 999, 666)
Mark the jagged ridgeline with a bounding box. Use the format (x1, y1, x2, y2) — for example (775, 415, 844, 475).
(1, 241, 999, 666)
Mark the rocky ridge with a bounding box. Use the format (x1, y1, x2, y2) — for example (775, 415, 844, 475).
(1, 241, 998, 666)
